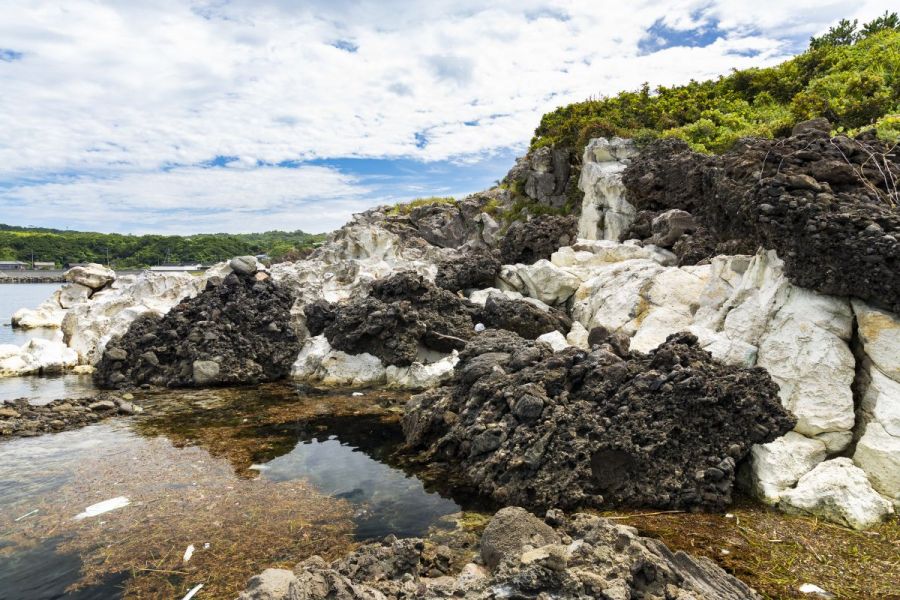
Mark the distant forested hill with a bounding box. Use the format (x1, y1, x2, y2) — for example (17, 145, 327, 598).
(0, 224, 326, 268)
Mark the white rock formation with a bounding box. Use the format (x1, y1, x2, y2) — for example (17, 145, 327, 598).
(778, 458, 894, 530)
(852, 300, 900, 381)
(566, 322, 590, 349)
(854, 423, 900, 507)
(745, 432, 827, 504)
(0, 336, 79, 378)
(386, 352, 459, 390)
(271, 214, 448, 337)
(61, 271, 204, 365)
(65, 263, 116, 290)
(577, 137, 638, 241)
(497, 260, 581, 307)
(292, 334, 456, 390)
(536, 331, 570, 352)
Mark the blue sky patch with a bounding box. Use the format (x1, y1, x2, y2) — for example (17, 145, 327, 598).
(0, 48, 24, 62)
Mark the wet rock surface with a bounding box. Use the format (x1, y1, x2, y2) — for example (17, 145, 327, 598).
(499, 214, 577, 265)
(0, 394, 142, 438)
(622, 124, 900, 312)
(240, 506, 760, 600)
(403, 330, 795, 512)
(305, 272, 480, 367)
(93, 271, 301, 388)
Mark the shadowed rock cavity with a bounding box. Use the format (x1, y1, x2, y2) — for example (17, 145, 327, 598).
(403, 329, 795, 512)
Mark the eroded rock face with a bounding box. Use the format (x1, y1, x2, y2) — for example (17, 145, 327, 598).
(93, 272, 300, 388)
(403, 329, 794, 512)
(623, 125, 900, 313)
(240, 507, 760, 600)
(577, 137, 639, 241)
(434, 247, 501, 293)
(65, 263, 116, 291)
(479, 294, 571, 340)
(305, 272, 479, 367)
(499, 215, 577, 265)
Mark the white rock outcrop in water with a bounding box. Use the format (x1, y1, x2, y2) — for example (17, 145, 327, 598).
(0, 336, 79, 378)
(577, 137, 638, 241)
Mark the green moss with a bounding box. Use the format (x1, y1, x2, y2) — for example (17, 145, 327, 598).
(530, 21, 900, 157)
(387, 196, 457, 216)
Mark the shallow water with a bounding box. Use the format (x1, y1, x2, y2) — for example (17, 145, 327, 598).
(0, 283, 60, 345)
(0, 384, 470, 599)
(0, 283, 98, 403)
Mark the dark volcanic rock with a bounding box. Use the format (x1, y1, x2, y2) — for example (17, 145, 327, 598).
(623, 123, 900, 312)
(306, 272, 480, 367)
(93, 272, 301, 388)
(479, 294, 571, 340)
(403, 330, 794, 512)
(434, 247, 501, 292)
(0, 395, 142, 438)
(499, 214, 577, 265)
(239, 507, 760, 599)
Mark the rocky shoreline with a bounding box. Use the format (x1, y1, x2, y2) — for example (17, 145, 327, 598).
(0, 393, 142, 437)
(3, 119, 899, 599)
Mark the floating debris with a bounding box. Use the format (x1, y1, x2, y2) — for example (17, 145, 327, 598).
(14, 509, 38, 522)
(181, 583, 203, 600)
(799, 583, 836, 598)
(73, 496, 130, 520)
(183, 544, 195, 563)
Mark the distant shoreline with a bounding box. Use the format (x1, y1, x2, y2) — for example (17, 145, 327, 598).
(0, 269, 146, 283)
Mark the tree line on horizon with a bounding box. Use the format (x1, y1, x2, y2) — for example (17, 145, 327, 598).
(0, 224, 326, 269)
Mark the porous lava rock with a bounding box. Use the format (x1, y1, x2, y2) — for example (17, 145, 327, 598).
(479, 294, 571, 340)
(499, 214, 577, 265)
(403, 330, 795, 512)
(623, 122, 900, 312)
(93, 272, 300, 388)
(434, 247, 501, 292)
(305, 272, 480, 367)
(239, 507, 760, 599)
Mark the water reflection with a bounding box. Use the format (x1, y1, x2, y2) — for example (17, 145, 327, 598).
(0, 384, 477, 599)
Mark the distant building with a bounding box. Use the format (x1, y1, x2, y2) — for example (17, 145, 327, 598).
(0, 260, 28, 270)
(150, 263, 204, 272)
(255, 254, 270, 262)
(33, 261, 56, 270)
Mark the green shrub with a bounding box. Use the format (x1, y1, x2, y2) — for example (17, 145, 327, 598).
(530, 17, 900, 157)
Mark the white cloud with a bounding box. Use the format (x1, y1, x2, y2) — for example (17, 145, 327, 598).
(0, 0, 896, 233)
(2, 165, 371, 234)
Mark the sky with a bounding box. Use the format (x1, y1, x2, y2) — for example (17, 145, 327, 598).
(0, 1, 896, 235)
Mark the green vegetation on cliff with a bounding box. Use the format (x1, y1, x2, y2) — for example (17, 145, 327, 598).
(0, 225, 325, 268)
(532, 14, 900, 154)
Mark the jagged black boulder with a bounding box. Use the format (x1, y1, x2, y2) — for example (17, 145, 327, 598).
(499, 214, 577, 265)
(434, 247, 501, 292)
(479, 294, 571, 340)
(93, 272, 301, 388)
(403, 330, 795, 512)
(623, 122, 900, 312)
(306, 272, 480, 366)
